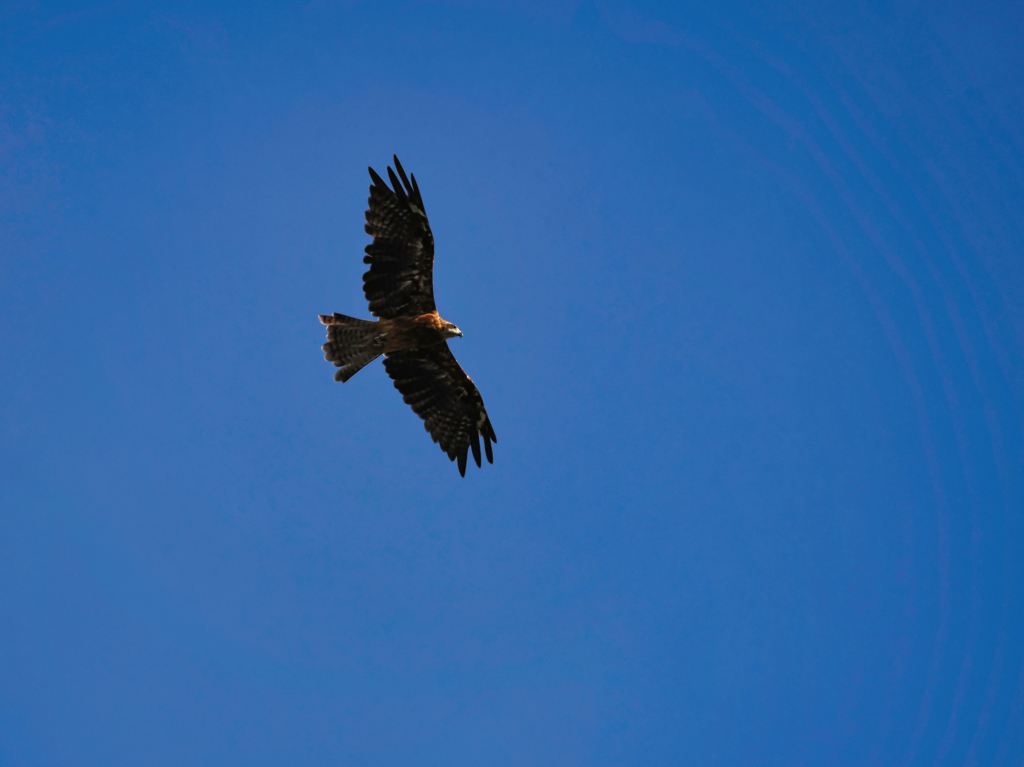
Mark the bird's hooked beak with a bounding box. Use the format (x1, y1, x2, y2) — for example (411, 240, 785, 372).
(455, 328, 464, 337)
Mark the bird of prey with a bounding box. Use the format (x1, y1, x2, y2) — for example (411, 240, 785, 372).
(319, 156, 497, 476)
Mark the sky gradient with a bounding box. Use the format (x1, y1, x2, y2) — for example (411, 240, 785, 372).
(2, 1, 1024, 765)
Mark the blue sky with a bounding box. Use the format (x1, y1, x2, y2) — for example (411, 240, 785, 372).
(2, 1, 1023, 765)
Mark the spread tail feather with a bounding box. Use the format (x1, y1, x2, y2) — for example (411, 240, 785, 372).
(319, 313, 386, 382)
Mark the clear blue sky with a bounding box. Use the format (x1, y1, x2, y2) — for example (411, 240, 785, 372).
(2, 1, 1023, 765)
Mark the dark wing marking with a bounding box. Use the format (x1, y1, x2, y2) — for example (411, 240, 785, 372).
(383, 344, 497, 476)
(362, 155, 436, 319)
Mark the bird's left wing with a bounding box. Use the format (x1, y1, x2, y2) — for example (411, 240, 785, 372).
(362, 156, 436, 319)
(383, 344, 497, 476)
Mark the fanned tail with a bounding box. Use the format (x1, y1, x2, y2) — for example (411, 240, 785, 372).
(319, 313, 386, 382)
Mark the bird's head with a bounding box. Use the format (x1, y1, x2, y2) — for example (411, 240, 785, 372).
(443, 322, 463, 339)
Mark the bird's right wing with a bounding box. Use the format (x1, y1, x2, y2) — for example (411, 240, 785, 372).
(362, 156, 437, 319)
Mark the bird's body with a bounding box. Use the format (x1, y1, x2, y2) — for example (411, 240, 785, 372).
(381, 311, 463, 353)
(319, 156, 496, 476)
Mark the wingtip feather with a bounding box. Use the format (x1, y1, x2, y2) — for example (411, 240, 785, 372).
(393, 156, 414, 197)
(471, 432, 482, 468)
(368, 166, 386, 188)
(387, 166, 406, 200)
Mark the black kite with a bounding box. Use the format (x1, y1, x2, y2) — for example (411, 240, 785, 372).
(319, 156, 497, 476)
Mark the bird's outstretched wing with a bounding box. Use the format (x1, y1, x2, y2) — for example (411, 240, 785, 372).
(362, 156, 436, 319)
(383, 344, 497, 476)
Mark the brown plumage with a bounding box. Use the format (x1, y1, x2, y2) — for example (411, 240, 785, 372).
(319, 156, 496, 476)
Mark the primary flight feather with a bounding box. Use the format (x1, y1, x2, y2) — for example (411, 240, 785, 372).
(319, 156, 497, 476)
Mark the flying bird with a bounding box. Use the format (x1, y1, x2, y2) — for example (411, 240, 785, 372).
(319, 156, 497, 476)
